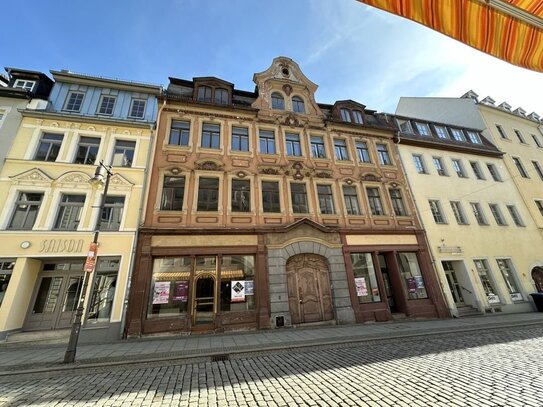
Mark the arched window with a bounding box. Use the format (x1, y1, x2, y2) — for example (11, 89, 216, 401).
(340, 108, 351, 122)
(271, 92, 285, 110)
(353, 110, 364, 124)
(197, 86, 212, 102)
(215, 88, 228, 105)
(292, 96, 305, 113)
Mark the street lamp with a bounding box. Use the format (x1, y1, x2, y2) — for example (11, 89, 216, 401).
(64, 161, 113, 363)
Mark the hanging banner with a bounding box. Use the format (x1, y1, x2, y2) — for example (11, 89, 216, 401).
(231, 281, 246, 302)
(152, 281, 171, 304)
(83, 242, 98, 273)
(245, 280, 254, 296)
(172, 281, 188, 302)
(406, 277, 417, 293)
(355, 277, 367, 296)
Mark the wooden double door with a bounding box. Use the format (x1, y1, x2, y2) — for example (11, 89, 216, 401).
(287, 254, 333, 324)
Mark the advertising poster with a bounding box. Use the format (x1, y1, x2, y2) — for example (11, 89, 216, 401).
(406, 277, 417, 293)
(414, 276, 425, 289)
(231, 280, 246, 302)
(245, 280, 254, 296)
(355, 277, 367, 296)
(152, 281, 171, 304)
(172, 281, 188, 302)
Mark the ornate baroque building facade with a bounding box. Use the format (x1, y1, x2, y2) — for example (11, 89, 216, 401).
(125, 57, 448, 336)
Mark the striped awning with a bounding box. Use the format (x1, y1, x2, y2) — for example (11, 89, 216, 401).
(356, 0, 543, 72)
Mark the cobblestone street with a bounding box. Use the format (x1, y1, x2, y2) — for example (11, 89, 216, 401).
(1, 326, 542, 407)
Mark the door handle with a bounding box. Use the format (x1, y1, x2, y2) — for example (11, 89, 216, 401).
(299, 299, 302, 304)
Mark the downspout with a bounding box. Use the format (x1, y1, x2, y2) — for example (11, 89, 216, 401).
(120, 94, 166, 339)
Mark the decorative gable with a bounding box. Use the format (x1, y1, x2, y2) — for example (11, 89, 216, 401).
(55, 171, 92, 188)
(10, 168, 53, 185)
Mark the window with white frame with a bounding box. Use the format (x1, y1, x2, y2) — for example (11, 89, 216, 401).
(334, 139, 349, 161)
(450, 128, 465, 142)
(262, 181, 280, 213)
(160, 176, 185, 211)
(512, 157, 529, 178)
(451, 159, 466, 178)
(35, 133, 63, 162)
(197, 178, 219, 211)
(290, 183, 308, 213)
(389, 188, 407, 216)
(450, 201, 468, 225)
(215, 88, 228, 105)
(231, 126, 249, 152)
(474, 259, 500, 304)
(514, 129, 526, 144)
(54, 195, 86, 230)
(129, 99, 146, 118)
(340, 108, 351, 122)
(310, 135, 326, 159)
(415, 122, 430, 136)
(64, 91, 85, 112)
(412, 154, 427, 174)
(99, 196, 125, 231)
(532, 161, 543, 180)
(352, 110, 364, 124)
(428, 200, 446, 224)
(8, 192, 43, 230)
(231, 179, 251, 212)
(292, 96, 305, 113)
(169, 120, 190, 147)
(466, 131, 481, 144)
(488, 204, 507, 226)
(470, 202, 488, 225)
(201, 123, 220, 149)
(433, 157, 447, 176)
(259, 130, 276, 154)
(112, 140, 136, 167)
(271, 92, 284, 110)
(317, 184, 335, 215)
(396, 119, 413, 133)
(470, 161, 485, 180)
(532, 134, 543, 148)
(376, 144, 391, 165)
(486, 163, 502, 182)
(74, 136, 100, 165)
(356, 141, 371, 163)
(367, 187, 385, 216)
(506, 205, 524, 227)
(496, 259, 523, 301)
(197, 86, 212, 102)
(98, 95, 116, 115)
(342, 185, 361, 215)
(434, 126, 448, 139)
(14, 79, 36, 91)
(285, 133, 302, 156)
(495, 124, 509, 139)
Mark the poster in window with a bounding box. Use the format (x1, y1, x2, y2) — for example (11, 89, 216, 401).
(152, 281, 171, 304)
(414, 276, 425, 289)
(406, 277, 417, 293)
(172, 281, 188, 302)
(355, 277, 368, 296)
(231, 280, 245, 302)
(245, 280, 254, 296)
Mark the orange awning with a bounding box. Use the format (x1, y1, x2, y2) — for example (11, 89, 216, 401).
(356, 0, 543, 72)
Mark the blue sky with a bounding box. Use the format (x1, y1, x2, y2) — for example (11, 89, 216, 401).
(2, 0, 541, 114)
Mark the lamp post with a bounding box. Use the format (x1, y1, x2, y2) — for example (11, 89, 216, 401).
(64, 161, 113, 364)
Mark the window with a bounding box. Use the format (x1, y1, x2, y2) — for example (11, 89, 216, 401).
(397, 119, 412, 133)
(231, 179, 250, 212)
(96, 196, 123, 231)
(259, 130, 276, 154)
(169, 120, 190, 147)
(340, 108, 351, 122)
(285, 133, 302, 156)
(160, 176, 185, 211)
(532, 134, 543, 148)
(450, 128, 465, 142)
(470, 161, 485, 180)
(376, 144, 392, 165)
(201, 123, 221, 149)
(197, 86, 212, 102)
(129, 99, 146, 118)
(487, 163, 502, 182)
(35, 133, 63, 162)
(496, 259, 522, 301)
(496, 124, 509, 139)
(466, 131, 481, 144)
(147, 257, 192, 318)
(415, 122, 430, 136)
(352, 111, 363, 124)
(112, 140, 136, 167)
(450, 201, 468, 225)
(488, 204, 507, 226)
(429, 200, 446, 224)
(536, 200, 543, 216)
(64, 91, 85, 112)
(74, 136, 100, 165)
(220, 255, 256, 312)
(433, 157, 447, 176)
(474, 259, 500, 304)
(317, 185, 335, 215)
(412, 155, 427, 174)
(98, 95, 116, 115)
(512, 157, 529, 178)
(506, 205, 524, 227)
(54, 195, 85, 230)
(343, 186, 361, 215)
(350, 253, 381, 303)
(215, 88, 228, 105)
(310, 136, 326, 158)
(451, 159, 466, 178)
(396, 252, 428, 299)
(197, 178, 219, 211)
(514, 129, 526, 144)
(231, 126, 249, 152)
(271, 92, 284, 110)
(334, 139, 349, 161)
(470, 202, 488, 225)
(389, 188, 407, 216)
(292, 96, 305, 113)
(87, 257, 120, 322)
(356, 141, 371, 163)
(367, 188, 384, 216)
(532, 161, 543, 180)
(14, 79, 35, 91)
(0, 260, 15, 307)
(262, 181, 280, 213)
(8, 192, 43, 230)
(290, 183, 308, 213)
(434, 126, 448, 139)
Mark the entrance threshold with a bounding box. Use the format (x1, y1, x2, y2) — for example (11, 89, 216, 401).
(5, 328, 71, 345)
(292, 319, 337, 329)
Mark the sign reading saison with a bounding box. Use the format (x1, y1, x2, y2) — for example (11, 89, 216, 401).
(173, 281, 188, 302)
(231, 281, 245, 302)
(83, 242, 98, 273)
(153, 281, 171, 304)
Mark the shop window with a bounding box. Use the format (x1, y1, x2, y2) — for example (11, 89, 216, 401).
(474, 259, 500, 304)
(8, 192, 43, 230)
(220, 255, 255, 312)
(262, 181, 281, 213)
(396, 252, 428, 299)
(317, 184, 335, 215)
(389, 188, 407, 216)
(160, 176, 185, 211)
(197, 177, 219, 211)
(74, 136, 100, 165)
(290, 183, 308, 213)
(292, 96, 305, 113)
(231, 179, 250, 212)
(147, 257, 192, 318)
(169, 120, 190, 147)
(54, 194, 86, 230)
(366, 187, 384, 216)
(201, 123, 221, 149)
(231, 127, 249, 152)
(285, 133, 302, 156)
(99, 196, 125, 231)
(356, 141, 371, 163)
(271, 92, 284, 110)
(334, 139, 349, 161)
(112, 140, 135, 167)
(259, 130, 276, 154)
(310, 135, 326, 158)
(351, 253, 381, 303)
(35, 133, 63, 162)
(342, 185, 361, 215)
(87, 257, 120, 323)
(0, 259, 15, 307)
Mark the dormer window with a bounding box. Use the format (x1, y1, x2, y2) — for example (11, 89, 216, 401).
(14, 79, 36, 92)
(197, 86, 212, 102)
(292, 96, 305, 113)
(396, 119, 413, 133)
(352, 110, 363, 124)
(415, 122, 430, 136)
(340, 108, 351, 122)
(215, 88, 228, 105)
(64, 91, 85, 112)
(466, 131, 481, 144)
(271, 92, 284, 110)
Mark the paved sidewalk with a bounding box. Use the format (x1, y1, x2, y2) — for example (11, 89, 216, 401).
(0, 313, 541, 375)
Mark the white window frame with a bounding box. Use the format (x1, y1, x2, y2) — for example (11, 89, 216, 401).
(14, 79, 36, 92)
(128, 98, 147, 119)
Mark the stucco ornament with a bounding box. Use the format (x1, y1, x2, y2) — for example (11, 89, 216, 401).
(361, 173, 382, 182)
(56, 172, 91, 185)
(10, 168, 53, 184)
(196, 161, 223, 171)
(282, 84, 293, 96)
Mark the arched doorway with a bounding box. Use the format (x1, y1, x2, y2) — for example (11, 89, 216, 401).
(286, 254, 333, 324)
(532, 267, 543, 293)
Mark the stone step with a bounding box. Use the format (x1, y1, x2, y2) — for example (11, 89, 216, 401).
(457, 306, 482, 318)
(5, 328, 71, 344)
